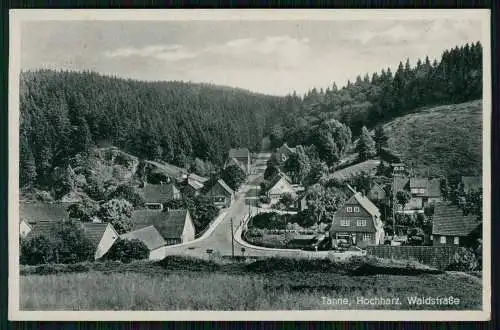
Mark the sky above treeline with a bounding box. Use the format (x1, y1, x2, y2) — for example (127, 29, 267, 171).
(21, 17, 483, 96)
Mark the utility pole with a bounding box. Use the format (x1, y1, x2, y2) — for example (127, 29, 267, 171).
(230, 218, 235, 259)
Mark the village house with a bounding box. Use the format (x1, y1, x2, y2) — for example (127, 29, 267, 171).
(81, 222, 120, 259)
(391, 163, 407, 176)
(367, 183, 387, 203)
(330, 159, 381, 182)
(266, 172, 297, 203)
(119, 225, 166, 259)
(142, 182, 181, 211)
(205, 179, 235, 208)
(26, 218, 119, 260)
(330, 187, 384, 248)
(184, 176, 205, 196)
(131, 208, 195, 245)
(432, 202, 481, 247)
(225, 148, 251, 175)
(461, 176, 482, 194)
(19, 219, 32, 238)
(276, 143, 296, 162)
(393, 177, 442, 213)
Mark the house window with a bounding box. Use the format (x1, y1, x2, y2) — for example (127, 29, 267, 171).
(440, 236, 446, 244)
(430, 235, 433, 241)
(353, 206, 360, 212)
(213, 196, 225, 203)
(363, 234, 371, 241)
(357, 220, 367, 227)
(346, 207, 353, 213)
(454, 237, 459, 245)
(340, 219, 350, 227)
(420, 188, 425, 194)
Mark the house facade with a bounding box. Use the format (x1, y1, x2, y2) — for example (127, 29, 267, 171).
(391, 163, 407, 176)
(393, 177, 442, 213)
(143, 182, 181, 211)
(266, 174, 297, 203)
(19, 219, 32, 238)
(432, 202, 480, 247)
(225, 148, 251, 175)
(206, 179, 235, 208)
(330, 192, 384, 247)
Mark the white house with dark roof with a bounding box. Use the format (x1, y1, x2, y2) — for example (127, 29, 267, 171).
(392, 177, 442, 213)
(205, 179, 235, 208)
(330, 187, 384, 247)
(266, 173, 296, 203)
(131, 209, 195, 246)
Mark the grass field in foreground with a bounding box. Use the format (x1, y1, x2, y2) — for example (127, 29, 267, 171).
(21, 271, 481, 310)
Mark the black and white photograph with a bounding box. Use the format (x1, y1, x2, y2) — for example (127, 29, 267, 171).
(8, 9, 491, 321)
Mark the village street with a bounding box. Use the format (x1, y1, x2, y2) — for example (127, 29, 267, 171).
(155, 152, 359, 260)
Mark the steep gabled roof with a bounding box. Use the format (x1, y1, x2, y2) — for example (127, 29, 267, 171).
(131, 209, 190, 240)
(120, 225, 166, 250)
(427, 178, 442, 197)
(187, 178, 204, 191)
(143, 183, 179, 203)
(20, 202, 71, 225)
(393, 177, 410, 193)
(226, 157, 247, 173)
(432, 202, 479, 236)
(410, 178, 428, 188)
(353, 193, 380, 218)
(81, 223, 113, 248)
(217, 179, 234, 195)
(330, 159, 380, 181)
(462, 176, 482, 193)
(228, 148, 250, 159)
(268, 172, 292, 191)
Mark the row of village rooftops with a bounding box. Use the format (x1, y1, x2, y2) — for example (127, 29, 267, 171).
(273, 142, 482, 248)
(18, 148, 253, 261)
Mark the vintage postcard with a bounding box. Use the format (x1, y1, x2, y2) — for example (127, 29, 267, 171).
(9, 9, 491, 321)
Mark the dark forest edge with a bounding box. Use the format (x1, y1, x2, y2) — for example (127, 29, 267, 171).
(19, 42, 482, 191)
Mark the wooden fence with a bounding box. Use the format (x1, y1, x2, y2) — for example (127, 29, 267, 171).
(366, 245, 459, 269)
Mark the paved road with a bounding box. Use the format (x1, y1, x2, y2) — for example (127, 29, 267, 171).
(154, 152, 360, 260)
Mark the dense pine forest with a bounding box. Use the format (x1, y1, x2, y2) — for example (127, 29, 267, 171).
(269, 42, 483, 147)
(19, 42, 482, 191)
(19, 71, 285, 188)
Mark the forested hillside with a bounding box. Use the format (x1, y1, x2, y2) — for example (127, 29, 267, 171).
(20, 71, 283, 188)
(271, 42, 483, 145)
(19, 42, 483, 191)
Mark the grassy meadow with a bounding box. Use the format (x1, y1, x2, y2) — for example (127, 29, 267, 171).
(21, 262, 482, 310)
(384, 100, 482, 179)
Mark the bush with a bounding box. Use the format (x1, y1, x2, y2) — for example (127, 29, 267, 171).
(109, 184, 145, 207)
(98, 198, 134, 234)
(20, 235, 52, 265)
(447, 247, 479, 271)
(104, 238, 149, 263)
(20, 221, 94, 265)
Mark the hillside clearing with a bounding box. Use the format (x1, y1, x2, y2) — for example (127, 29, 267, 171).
(383, 100, 482, 179)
